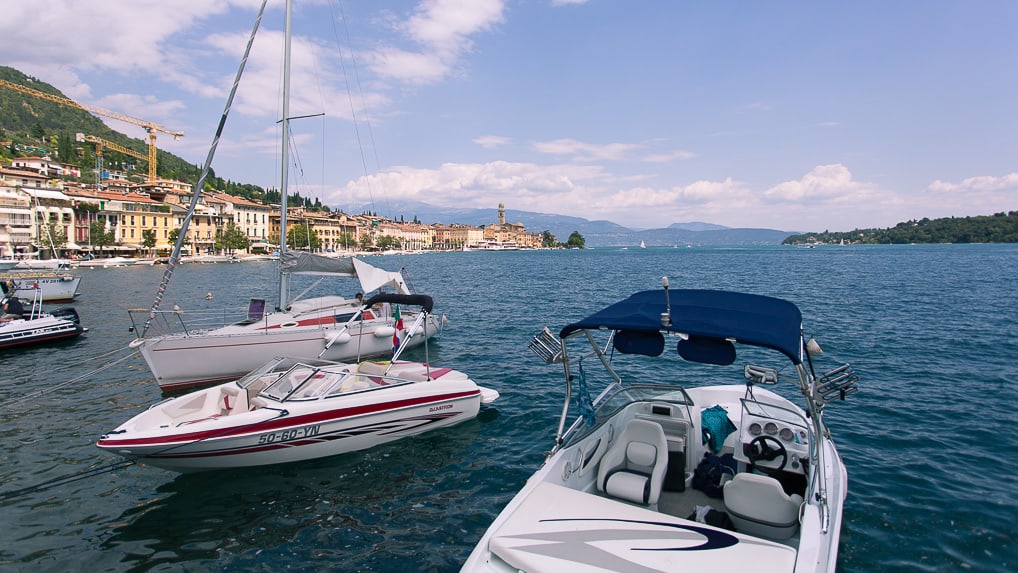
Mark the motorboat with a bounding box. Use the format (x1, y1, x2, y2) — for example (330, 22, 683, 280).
(98, 309, 498, 472)
(0, 287, 87, 349)
(129, 259, 444, 392)
(14, 257, 74, 270)
(462, 281, 858, 572)
(75, 256, 138, 268)
(473, 240, 519, 251)
(1, 272, 81, 303)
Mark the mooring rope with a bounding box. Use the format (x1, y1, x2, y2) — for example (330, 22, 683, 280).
(0, 401, 289, 503)
(0, 460, 137, 502)
(0, 347, 140, 408)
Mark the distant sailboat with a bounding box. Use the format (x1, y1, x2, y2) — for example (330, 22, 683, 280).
(639, 240, 646, 249)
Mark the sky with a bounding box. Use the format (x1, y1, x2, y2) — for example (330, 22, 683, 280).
(2, 0, 1016, 232)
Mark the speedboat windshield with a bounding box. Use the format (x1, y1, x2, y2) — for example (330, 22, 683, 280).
(260, 361, 353, 401)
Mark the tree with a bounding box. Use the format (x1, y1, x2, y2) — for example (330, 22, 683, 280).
(541, 230, 557, 248)
(338, 232, 356, 250)
(215, 221, 251, 254)
(376, 235, 402, 250)
(39, 224, 68, 253)
(141, 229, 157, 254)
(89, 221, 115, 255)
(566, 231, 585, 249)
(287, 224, 320, 251)
(57, 131, 74, 161)
(359, 233, 375, 251)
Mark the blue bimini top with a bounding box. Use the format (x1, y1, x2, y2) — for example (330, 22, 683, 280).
(559, 289, 804, 364)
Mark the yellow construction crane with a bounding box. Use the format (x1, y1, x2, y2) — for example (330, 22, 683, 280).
(75, 133, 147, 185)
(0, 78, 183, 182)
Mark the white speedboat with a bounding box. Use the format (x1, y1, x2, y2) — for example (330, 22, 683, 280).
(129, 261, 443, 392)
(462, 281, 857, 573)
(96, 354, 499, 472)
(75, 256, 138, 268)
(0, 289, 87, 349)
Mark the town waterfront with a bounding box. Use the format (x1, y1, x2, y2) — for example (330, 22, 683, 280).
(1, 244, 1016, 572)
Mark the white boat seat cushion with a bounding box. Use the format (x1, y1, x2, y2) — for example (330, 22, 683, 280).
(723, 472, 804, 539)
(596, 419, 669, 505)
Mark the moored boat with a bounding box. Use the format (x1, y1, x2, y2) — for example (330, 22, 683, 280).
(129, 265, 443, 392)
(462, 280, 858, 572)
(0, 288, 87, 349)
(97, 354, 498, 472)
(1, 272, 81, 303)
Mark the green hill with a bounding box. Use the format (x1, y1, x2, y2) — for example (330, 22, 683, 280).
(0, 66, 273, 202)
(782, 211, 1018, 244)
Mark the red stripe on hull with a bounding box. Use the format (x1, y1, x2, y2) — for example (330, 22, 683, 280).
(98, 390, 479, 447)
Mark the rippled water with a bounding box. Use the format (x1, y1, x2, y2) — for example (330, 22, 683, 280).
(1, 245, 1016, 572)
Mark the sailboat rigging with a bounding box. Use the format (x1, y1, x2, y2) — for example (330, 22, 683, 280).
(129, 0, 442, 392)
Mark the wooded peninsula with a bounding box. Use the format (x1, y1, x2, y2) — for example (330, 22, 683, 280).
(782, 211, 1018, 245)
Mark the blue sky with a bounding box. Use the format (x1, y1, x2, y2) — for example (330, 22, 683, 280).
(3, 0, 1016, 232)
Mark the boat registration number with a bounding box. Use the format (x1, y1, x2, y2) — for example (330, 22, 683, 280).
(258, 424, 321, 444)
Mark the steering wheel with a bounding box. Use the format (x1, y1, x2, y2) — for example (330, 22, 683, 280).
(746, 435, 788, 476)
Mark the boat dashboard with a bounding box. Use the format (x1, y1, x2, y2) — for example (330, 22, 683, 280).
(734, 398, 812, 476)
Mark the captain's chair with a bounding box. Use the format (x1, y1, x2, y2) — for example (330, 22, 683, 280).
(596, 419, 668, 506)
(723, 472, 804, 539)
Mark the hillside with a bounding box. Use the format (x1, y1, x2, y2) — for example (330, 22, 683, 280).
(0, 66, 274, 201)
(782, 212, 1018, 245)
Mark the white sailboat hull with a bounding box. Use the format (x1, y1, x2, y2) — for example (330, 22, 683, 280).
(135, 308, 442, 391)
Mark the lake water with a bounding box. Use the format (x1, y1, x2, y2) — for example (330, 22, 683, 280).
(1, 245, 1016, 572)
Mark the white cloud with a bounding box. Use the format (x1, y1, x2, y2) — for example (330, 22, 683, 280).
(642, 150, 698, 163)
(927, 173, 1018, 194)
(473, 135, 512, 148)
(328, 160, 603, 211)
(367, 0, 505, 85)
(763, 164, 879, 202)
(532, 138, 642, 162)
(918, 173, 1018, 219)
(1, 1, 249, 84)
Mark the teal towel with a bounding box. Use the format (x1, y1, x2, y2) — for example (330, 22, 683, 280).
(701, 405, 736, 453)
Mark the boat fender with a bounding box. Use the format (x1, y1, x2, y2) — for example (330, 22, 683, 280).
(325, 331, 351, 345)
(374, 326, 396, 337)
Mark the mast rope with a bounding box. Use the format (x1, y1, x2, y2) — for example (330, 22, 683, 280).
(141, 0, 269, 337)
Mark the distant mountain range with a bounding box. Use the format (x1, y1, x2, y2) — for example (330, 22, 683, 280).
(343, 200, 795, 247)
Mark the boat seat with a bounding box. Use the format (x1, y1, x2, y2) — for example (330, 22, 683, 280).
(596, 419, 668, 506)
(220, 385, 246, 415)
(723, 472, 804, 539)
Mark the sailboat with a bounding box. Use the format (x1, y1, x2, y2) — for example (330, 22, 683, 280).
(129, 3, 441, 392)
(640, 240, 646, 248)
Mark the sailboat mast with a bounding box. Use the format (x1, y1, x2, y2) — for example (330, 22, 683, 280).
(277, 0, 292, 311)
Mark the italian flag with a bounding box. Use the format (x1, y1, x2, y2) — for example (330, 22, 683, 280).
(392, 305, 403, 351)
